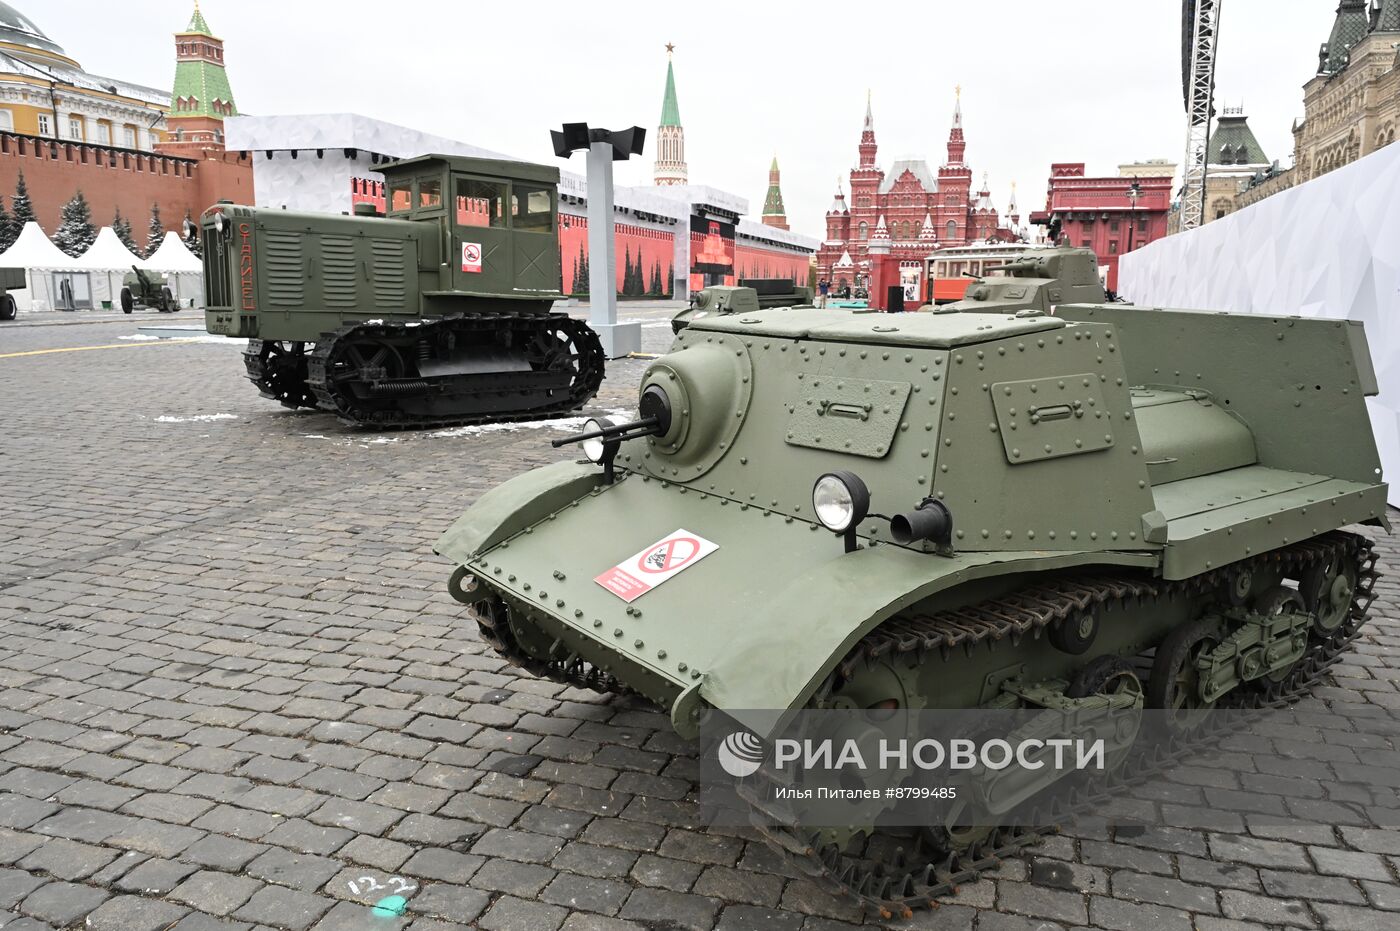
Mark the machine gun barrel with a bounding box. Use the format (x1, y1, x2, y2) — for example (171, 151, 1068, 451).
(551, 415, 660, 448)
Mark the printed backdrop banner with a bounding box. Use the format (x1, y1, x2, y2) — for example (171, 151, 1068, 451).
(1118, 144, 1400, 506)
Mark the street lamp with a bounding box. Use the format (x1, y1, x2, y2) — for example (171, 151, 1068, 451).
(1125, 178, 1142, 253)
(551, 122, 647, 359)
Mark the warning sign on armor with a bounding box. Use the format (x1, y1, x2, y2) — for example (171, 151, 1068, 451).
(461, 242, 482, 273)
(594, 529, 719, 603)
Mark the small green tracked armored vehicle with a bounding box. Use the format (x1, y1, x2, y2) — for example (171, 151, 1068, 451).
(941, 246, 1105, 314)
(437, 294, 1386, 912)
(671, 278, 814, 334)
(199, 155, 602, 428)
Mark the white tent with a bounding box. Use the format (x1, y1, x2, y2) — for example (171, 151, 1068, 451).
(0, 222, 86, 312)
(75, 227, 143, 309)
(139, 231, 203, 308)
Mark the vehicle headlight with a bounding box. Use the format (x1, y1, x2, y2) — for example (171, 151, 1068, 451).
(212, 211, 227, 235)
(812, 470, 870, 533)
(580, 418, 613, 463)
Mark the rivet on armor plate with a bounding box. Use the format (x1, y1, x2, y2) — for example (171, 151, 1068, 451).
(523, 583, 530, 591)
(614, 629, 623, 637)
(678, 662, 688, 672)
(634, 640, 643, 648)
(1004, 530, 1013, 539)
(594, 620, 603, 628)
(691, 670, 702, 679)
(508, 575, 516, 582)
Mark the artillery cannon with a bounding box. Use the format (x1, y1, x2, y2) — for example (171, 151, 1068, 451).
(121, 266, 175, 314)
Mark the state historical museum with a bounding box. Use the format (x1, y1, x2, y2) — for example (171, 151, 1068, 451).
(816, 91, 1018, 290)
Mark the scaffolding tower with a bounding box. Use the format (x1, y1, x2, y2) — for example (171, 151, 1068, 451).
(1180, 0, 1222, 231)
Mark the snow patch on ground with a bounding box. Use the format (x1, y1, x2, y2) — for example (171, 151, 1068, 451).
(119, 332, 244, 347)
(429, 408, 635, 439)
(155, 413, 239, 423)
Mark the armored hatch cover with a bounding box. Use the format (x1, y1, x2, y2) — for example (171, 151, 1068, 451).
(685, 305, 1065, 348)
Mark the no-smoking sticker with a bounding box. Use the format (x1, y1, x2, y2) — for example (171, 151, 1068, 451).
(461, 242, 482, 273)
(594, 529, 719, 603)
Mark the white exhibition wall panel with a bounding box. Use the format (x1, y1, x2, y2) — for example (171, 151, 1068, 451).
(1118, 144, 1400, 505)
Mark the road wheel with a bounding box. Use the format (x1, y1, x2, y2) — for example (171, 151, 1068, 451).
(120, 287, 134, 314)
(0, 294, 15, 321)
(1300, 554, 1357, 636)
(158, 286, 174, 313)
(1147, 617, 1222, 736)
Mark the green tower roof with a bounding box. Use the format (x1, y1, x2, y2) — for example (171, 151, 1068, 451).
(171, 3, 236, 121)
(1323, 0, 1371, 72)
(184, 1, 212, 36)
(763, 157, 785, 217)
(1211, 113, 1268, 165)
(659, 58, 681, 127)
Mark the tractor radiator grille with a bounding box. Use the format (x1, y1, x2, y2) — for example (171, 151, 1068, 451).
(203, 229, 232, 308)
(371, 238, 408, 310)
(264, 230, 305, 307)
(320, 235, 357, 308)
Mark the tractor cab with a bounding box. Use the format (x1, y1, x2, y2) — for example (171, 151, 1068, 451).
(379, 155, 563, 301)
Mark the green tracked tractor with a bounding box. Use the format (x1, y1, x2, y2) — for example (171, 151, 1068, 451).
(436, 286, 1387, 913)
(199, 155, 602, 429)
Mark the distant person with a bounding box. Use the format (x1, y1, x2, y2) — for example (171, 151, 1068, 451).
(817, 279, 830, 307)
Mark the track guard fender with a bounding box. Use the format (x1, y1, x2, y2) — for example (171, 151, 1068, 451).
(435, 460, 602, 563)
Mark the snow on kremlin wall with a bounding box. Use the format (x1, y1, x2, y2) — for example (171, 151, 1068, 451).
(1117, 143, 1400, 505)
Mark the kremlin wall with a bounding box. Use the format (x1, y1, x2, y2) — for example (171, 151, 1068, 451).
(0, 3, 815, 298)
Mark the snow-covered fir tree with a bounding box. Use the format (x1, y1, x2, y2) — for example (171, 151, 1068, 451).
(52, 191, 98, 258)
(112, 208, 138, 255)
(145, 202, 165, 258)
(10, 171, 35, 230)
(0, 197, 15, 254)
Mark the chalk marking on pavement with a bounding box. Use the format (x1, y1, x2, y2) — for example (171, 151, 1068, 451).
(0, 339, 201, 359)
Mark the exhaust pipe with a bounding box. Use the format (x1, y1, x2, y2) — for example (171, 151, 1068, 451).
(889, 499, 953, 546)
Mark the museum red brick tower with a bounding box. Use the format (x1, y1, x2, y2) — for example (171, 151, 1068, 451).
(816, 89, 1012, 286)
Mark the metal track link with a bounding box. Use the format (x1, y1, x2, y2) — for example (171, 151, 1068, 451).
(744, 531, 1378, 919)
(305, 313, 604, 430)
(468, 597, 631, 697)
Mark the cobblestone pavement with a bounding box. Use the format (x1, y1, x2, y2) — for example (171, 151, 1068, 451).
(1, 309, 1398, 931)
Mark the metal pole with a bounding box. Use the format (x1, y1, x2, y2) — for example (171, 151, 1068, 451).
(584, 141, 640, 358)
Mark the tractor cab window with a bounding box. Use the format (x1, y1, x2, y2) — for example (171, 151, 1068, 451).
(456, 178, 506, 228)
(511, 184, 554, 233)
(418, 177, 443, 210)
(388, 179, 413, 214)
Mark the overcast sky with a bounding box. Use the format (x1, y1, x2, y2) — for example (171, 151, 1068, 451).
(39, 0, 1340, 237)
